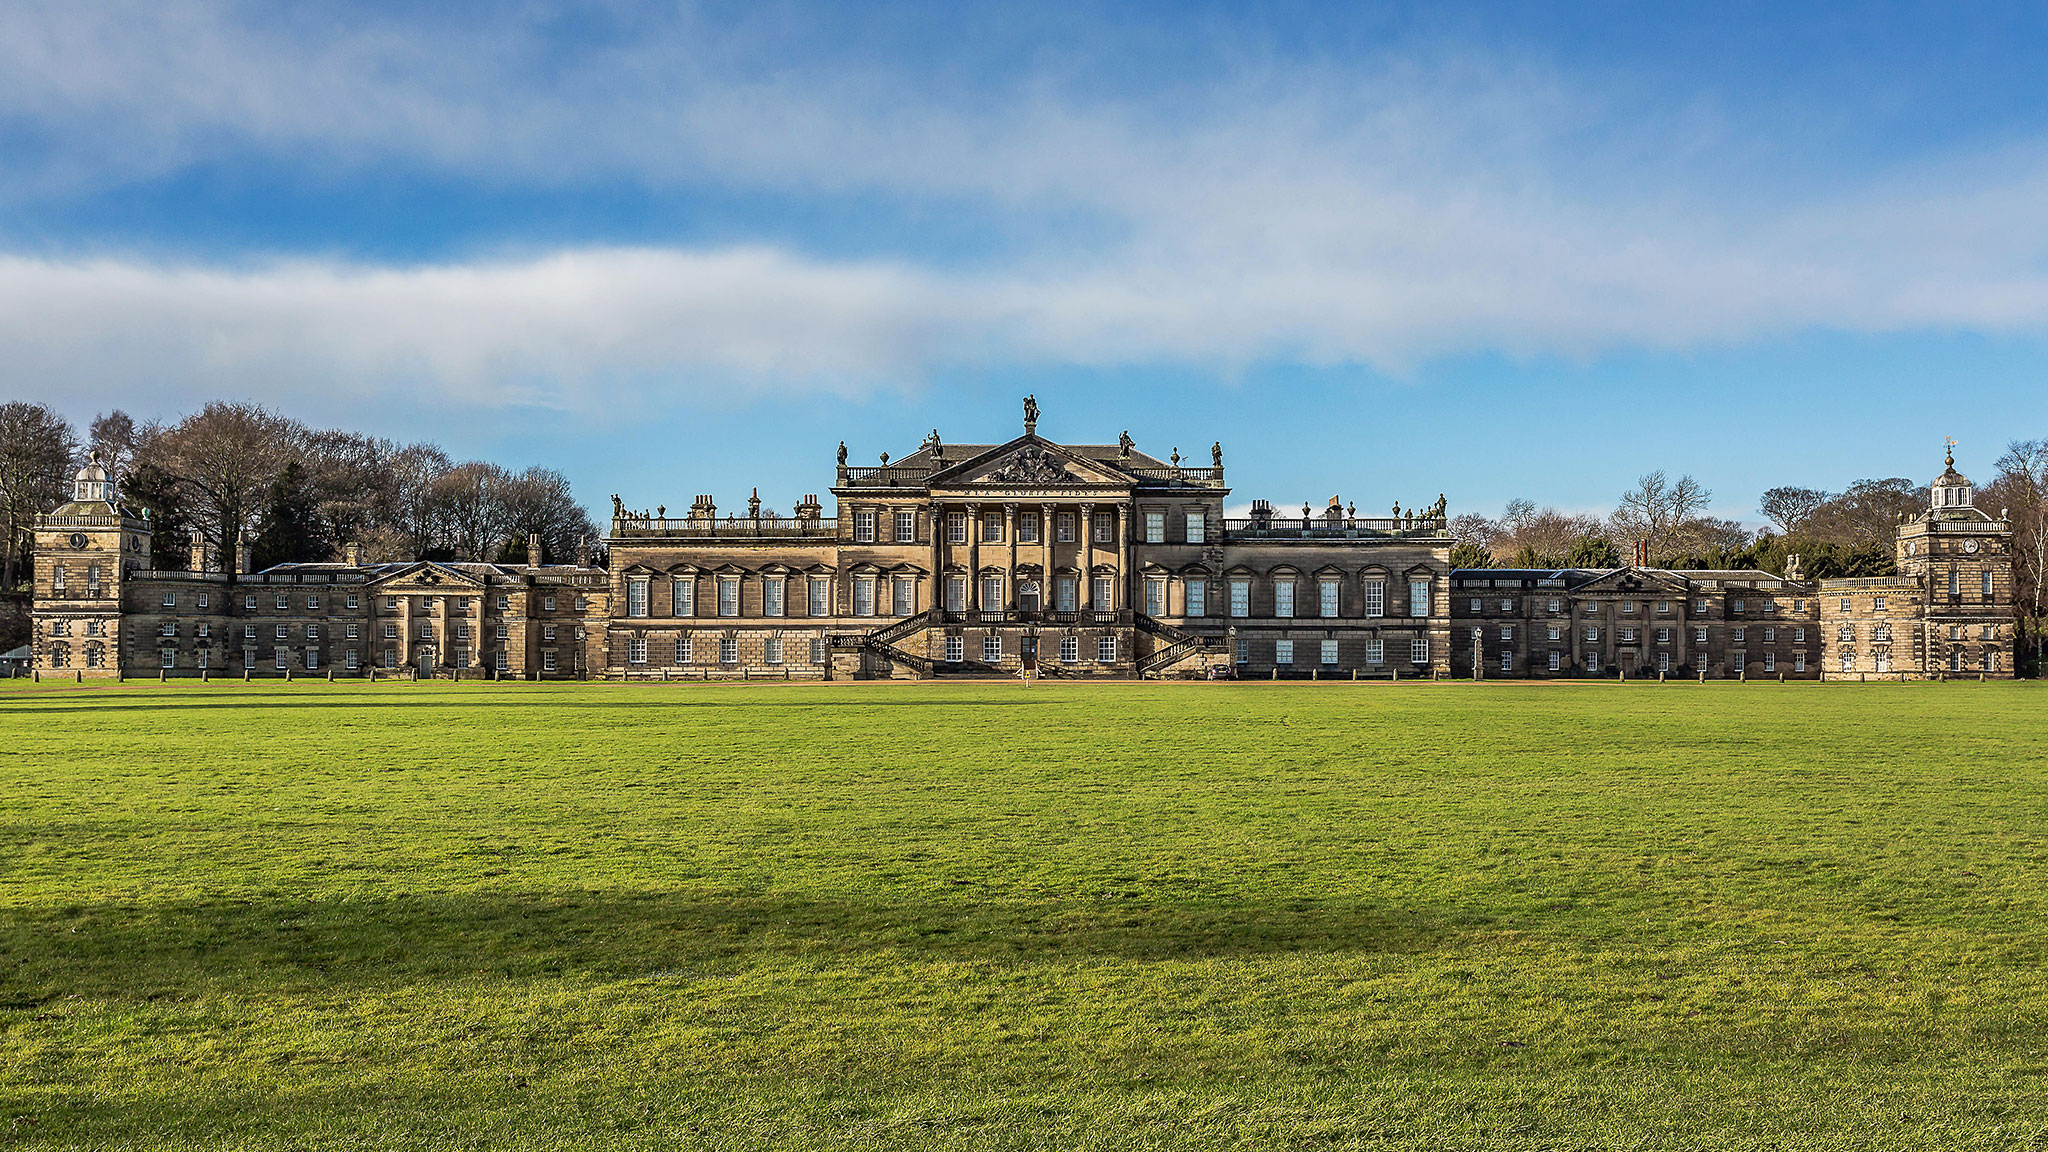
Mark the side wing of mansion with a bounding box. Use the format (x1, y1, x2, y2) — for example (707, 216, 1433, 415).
(25, 411, 2018, 681)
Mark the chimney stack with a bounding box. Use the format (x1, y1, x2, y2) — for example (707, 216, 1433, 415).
(527, 533, 543, 567)
(235, 532, 253, 577)
(344, 541, 362, 567)
(576, 534, 591, 567)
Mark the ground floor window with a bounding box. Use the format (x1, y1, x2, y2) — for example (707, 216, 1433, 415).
(197, 649, 210, 669)
(1794, 653, 1805, 673)
(811, 637, 828, 664)
(1365, 639, 1384, 664)
(1549, 651, 1561, 671)
(1840, 652, 1853, 674)
(765, 637, 783, 664)
(1502, 650, 1514, 672)
(492, 650, 505, 672)
(1054, 635, 1076, 662)
(275, 650, 288, 670)
(1274, 639, 1294, 665)
(676, 635, 692, 664)
(384, 648, 398, 668)
(543, 651, 558, 673)
(1657, 651, 1670, 673)
(946, 635, 964, 662)
(1410, 638, 1429, 665)
(1097, 635, 1116, 663)
(1321, 639, 1338, 665)
(1985, 652, 1995, 672)
(1235, 638, 1249, 664)
(1586, 651, 1600, 674)
(984, 635, 1003, 662)
(628, 638, 647, 664)
(720, 637, 739, 664)
(307, 649, 321, 670)
(1763, 651, 1775, 673)
(348, 650, 360, 670)
(160, 647, 176, 668)
(50, 643, 70, 668)
(1951, 650, 1963, 672)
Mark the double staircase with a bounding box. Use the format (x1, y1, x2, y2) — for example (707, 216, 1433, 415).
(858, 609, 936, 676)
(1133, 614, 1224, 676)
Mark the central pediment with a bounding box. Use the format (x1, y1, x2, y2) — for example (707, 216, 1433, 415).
(930, 435, 1135, 490)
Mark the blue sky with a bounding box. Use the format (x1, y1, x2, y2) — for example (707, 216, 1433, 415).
(4, 1, 2047, 524)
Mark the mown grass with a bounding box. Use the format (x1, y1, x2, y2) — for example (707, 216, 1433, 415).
(1, 678, 2045, 1150)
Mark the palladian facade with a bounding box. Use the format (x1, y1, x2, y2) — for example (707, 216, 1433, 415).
(601, 410, 1453, 679)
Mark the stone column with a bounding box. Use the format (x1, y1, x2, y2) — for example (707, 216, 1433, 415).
(397, 595, 412, 671)
(1079, 504, 1095, 611)
(1041, 502, 1055, 611)
(928, 502, 942, 616)
(1118, 503, 1134, 612)
(1004, 503, 1018, 611)
(966, 503, 982, 612)
(436, 594, 451, 672)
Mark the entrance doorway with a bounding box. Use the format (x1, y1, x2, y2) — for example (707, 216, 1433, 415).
(1018, 581, 1041, 613)
(1020, 635, 1038, 671)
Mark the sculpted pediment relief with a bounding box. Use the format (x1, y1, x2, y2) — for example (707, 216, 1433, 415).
(943, 440, 1128, 489)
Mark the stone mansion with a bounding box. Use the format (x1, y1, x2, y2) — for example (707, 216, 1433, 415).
(26, 404, 2017, 681)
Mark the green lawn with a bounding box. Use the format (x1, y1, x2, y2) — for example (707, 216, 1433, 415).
(2, 680, 2046, 1150)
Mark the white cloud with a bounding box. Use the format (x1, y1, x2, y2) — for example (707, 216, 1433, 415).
(3, 2, 2048, 418)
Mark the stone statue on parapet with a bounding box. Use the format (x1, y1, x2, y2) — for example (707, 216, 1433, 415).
(1118, 430, 1134, 459)
(1212, 442, 1223, 467)
(1023, 394, 1039, 433)
(611, 494, 624, 518)
(837, 441, 849, 467)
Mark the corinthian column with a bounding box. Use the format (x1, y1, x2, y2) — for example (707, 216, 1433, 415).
(1041, 502, 1055, 611)
(1079, 504, 1095, 611)
(965, 502, 981, 613)
(1004, 503, 1018, 611)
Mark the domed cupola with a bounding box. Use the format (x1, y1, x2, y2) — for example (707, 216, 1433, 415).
(1932, 440, 1972, 511)
(72, 451, 116, 506)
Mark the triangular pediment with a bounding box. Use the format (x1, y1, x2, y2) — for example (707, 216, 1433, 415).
(367, 561, 487, 592)
(1573, 567, 1690, 595)
(928, 435, 1134, 489)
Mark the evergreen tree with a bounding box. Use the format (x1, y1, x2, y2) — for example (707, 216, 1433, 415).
(250, 462, 331, 571)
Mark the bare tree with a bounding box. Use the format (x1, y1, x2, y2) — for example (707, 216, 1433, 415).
(1990, 440, 2048, 674)
(141, 402, 301, 582)
(1609, 471, 1711, 563)
(1448, 512, 1496, 550)
(1758, 486, 1829, 536)
(500, 466, 599, 563)
(386, 442, 453, 559)
(88, 410, 139, 479)
(433, 461, 517, 562)
(1803, 478, 1925, 548)
(0, 403, 78, 593)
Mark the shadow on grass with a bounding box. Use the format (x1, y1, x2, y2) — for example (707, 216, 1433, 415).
(1, 889, 1448, 1000)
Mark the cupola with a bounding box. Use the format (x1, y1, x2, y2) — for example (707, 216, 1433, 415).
(73, 451, 115, 504)
(1932, 440, 1973, 510)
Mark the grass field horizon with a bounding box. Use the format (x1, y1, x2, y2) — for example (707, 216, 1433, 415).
(4, 680, 2046, 1149)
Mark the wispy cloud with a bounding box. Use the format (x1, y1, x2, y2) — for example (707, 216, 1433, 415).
(3, 1, 2048, 419)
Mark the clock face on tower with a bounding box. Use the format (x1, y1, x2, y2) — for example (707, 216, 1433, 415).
(68, 532, 88, 550)
(1965, 539, 1980, 553)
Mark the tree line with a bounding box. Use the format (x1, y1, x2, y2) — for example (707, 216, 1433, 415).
(0, 400, 601, 600)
